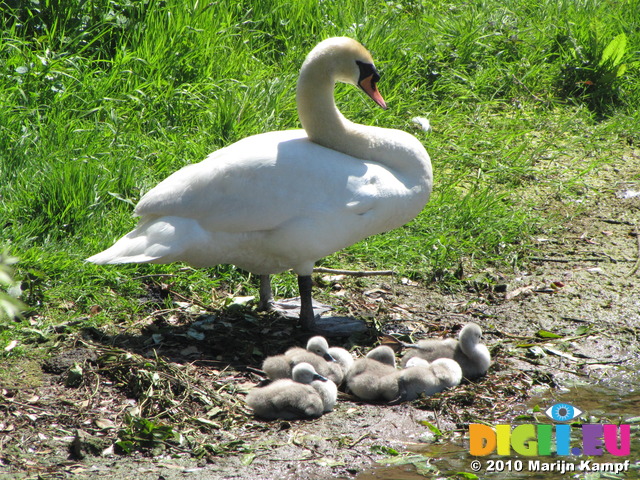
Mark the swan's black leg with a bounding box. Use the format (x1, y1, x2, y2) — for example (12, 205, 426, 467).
(257, 274, 274, 311)
(298, 275, 316, 330)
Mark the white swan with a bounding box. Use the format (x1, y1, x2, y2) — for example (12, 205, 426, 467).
(262, 336, 343, 384)
(86, 37, 433, 332)
(246, 362, 337, 419)
(400, 323, 491, 380)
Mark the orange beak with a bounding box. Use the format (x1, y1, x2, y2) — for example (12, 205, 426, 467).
(359, 74, 387, 110)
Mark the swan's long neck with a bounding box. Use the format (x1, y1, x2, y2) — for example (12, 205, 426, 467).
(296, 65, 356, 155)
(295, 54, 432, 190)
(460, 335, 490, 365)
(460, 340, 479, 358)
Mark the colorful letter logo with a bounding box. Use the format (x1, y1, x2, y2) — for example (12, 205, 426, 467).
(469, 403, 631, 457)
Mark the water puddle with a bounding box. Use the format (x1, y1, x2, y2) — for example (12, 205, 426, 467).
(354, 373, 640, 479)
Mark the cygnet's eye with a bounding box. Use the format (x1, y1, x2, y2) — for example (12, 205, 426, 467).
(544, 403, 583, 422)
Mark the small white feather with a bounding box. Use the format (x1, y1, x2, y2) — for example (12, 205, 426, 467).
(412, 116, 431, 132)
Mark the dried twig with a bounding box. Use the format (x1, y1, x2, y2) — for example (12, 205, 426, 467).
(597, 217, 635, 226)
(627, 226, 640, 277)
(580, 358, 629, 366)
(348, 433, 371, 448)
(490, 327, 539, 340)
(531, 256, 633, 263)
(245, 366, 267, 377)
(511, 74, 546, 103)
(131, 273, 179, 280)
(313, 267, 395, 276)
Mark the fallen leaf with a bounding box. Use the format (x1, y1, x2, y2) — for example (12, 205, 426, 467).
(455, 473, 480, 479)
(194, 417, 221, 428)
(186, 329, 205, 341)
(315, 457, 345, 467)
(94, 418, 116, 430)
(180, 345, 200, 356)
(68, 466, 89, 474)
(506, 285, 534, 300)
(230, 295, 255, 306)
(322, 274, 346, 282)
(543, 346, 580, 362)
(206, 407, 222, 417)
(0, 423, 15, 432)
(58, 300, 76, 310)
(419, 420, 443, 436)
(379, 334, 403, 352)
(364, 288, 390, 297)
(536, 330, 563, 339)
(533, 286, 556, 293)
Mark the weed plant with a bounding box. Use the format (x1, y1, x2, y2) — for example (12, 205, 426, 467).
(1, 0, 639, 347)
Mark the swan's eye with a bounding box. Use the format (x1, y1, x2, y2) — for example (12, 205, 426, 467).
(544, 403, 583, 422)
(355, 60, 380, 84)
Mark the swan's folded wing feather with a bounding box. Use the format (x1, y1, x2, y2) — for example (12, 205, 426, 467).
(132, 131, 393, 234)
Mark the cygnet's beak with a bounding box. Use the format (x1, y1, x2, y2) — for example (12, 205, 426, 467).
(387, 394, 405, 406)
(387, 377, 408, 405)
(313, 373, 328, 382)
(359, 73, 387, 110)
(323, 352, 337, 362)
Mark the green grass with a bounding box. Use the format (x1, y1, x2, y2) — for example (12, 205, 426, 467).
(1, 0, 639, 347)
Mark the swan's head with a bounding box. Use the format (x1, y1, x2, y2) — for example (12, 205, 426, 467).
(404, 357, 430, 369)
(302, 37, 387, 109)
(328, 347, 355, 373)
(306, 336, 336, 362)
(459, 323, 483, 349)
(365, 345, 397, 367)
(292, 362, 328, 384)
(430, 358, 463, 387)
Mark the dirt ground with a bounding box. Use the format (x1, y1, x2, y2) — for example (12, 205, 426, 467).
(1, 151, 639, 479)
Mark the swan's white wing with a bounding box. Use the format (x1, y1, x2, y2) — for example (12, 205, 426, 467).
(134, 130, 304, 232)
(134, 129, 403, 234)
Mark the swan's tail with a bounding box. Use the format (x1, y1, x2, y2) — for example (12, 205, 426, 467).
(86, 247, 160, 265)
(86, 216, 209, 265)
